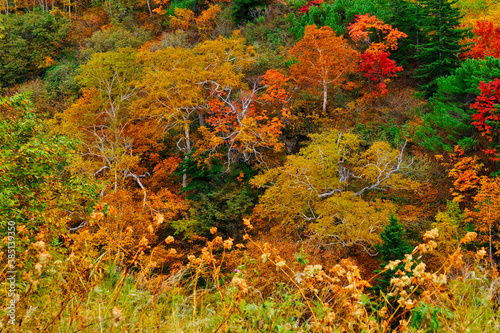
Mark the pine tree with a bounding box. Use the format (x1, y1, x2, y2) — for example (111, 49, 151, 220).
(415, 0, 470, 97)
(369, 215, 415, 330)
(231, 0, 266, 24)
(373, 215, 413, 294)
(415, 56, 500, 152)
(376, 215, 413, 263)
(382, 0, 423, 68)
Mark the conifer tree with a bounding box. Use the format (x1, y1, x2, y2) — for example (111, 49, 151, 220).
(382, 0, 423, 67)
(415, 0, 469, 97)
(373, 215, 413, 294)
(416, 57, 500, 152)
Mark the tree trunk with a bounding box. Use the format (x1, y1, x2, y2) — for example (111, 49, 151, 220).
(182, 122, 191, 188)
(199, 112, 206, 127)
(322, 83, 328, 114)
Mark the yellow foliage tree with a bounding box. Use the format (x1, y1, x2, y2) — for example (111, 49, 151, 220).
(431, 201, 466, 265)
(59, 48, 144, 194)
(456, 0, 500, 28)
(56, 48, 187, 259)
(251, 130, 419, 252)
(169, 7, 194, 31)
(195, 4, 222, 39)
(134, 32, 256, 185)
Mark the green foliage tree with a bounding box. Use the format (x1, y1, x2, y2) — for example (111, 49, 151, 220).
(0, 94, 96, 248)
(0, 16, 4, 39)
(0, 12, 69, 88)
(165, 0, 196, 16)
(173, 155, 257, 237)
(373, 215, 413, 294)
(380, 0, 424, 67)
(377, 215, 414, 263)
(79, 26, 151, 63)
(288, 0, 389, 39)
(415, 0, 470, 96)
(43, 58, 79, 102)
(288, 3, 344, 38)
(416, 57, 500, 151)
(231, 0, 266, 24)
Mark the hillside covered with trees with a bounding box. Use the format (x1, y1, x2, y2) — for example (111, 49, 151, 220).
(2, 0, 500, 331)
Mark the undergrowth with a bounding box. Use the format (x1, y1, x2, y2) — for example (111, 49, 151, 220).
(1, 219, 499, 332)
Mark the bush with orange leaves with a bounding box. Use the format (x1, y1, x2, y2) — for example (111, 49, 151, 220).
(69, 187, 187, 277)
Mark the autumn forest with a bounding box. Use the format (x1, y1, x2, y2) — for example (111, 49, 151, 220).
(1, 0, 500, 331)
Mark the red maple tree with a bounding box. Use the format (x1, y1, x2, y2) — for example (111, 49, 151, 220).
(359, 51, 403, 96)
(471, 79, 500, 137)
(298, 0, 324, 14)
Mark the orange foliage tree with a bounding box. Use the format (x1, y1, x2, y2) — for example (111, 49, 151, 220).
(447, 155, 483, 204)
(289, 25, 360, 113)
(348, 14, 407, 96)
(202, 69, 291, 167)
(462, 20, 500, 59)
(169, 7, 194, 31)
(195, 4, 222, 38)
(348, 14, 407, 53)
(466, 176, 500, 261)
(57, 48, 187, 259)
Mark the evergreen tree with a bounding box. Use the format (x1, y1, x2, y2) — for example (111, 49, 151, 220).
(231, 0, 266, 24)
(370, 216, 414, 330)
(415, 0, 470, 97)
(381, 0, 423, 68)
(416, 57, 500, 152)
(373, 215, 413, 294)
(174, 154, 258, 238)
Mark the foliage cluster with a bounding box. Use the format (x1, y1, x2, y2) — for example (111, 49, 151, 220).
(2, 0, 500, 330)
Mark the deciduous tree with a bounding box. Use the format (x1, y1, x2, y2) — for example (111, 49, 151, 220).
(466, 176, 500, 261)
(471, 79, 500, 140)
(70, 48, 144, 194)
(289, 25, 359, 113)
(461, 20, 500, 59)
(169, 7, 194, 30)
(251, 130, 418, 252)
(135, 47, 205, 187)
(0, 94, 96, 253)
(195, 4, 222, 38)
(348, 13, 407, 54)
(359, 51, 403, 96)
(348, 14, 406, 96)
(134, 32, 256, 184)
(0, 12, 69, 88)
(201, 69, 290, 167)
